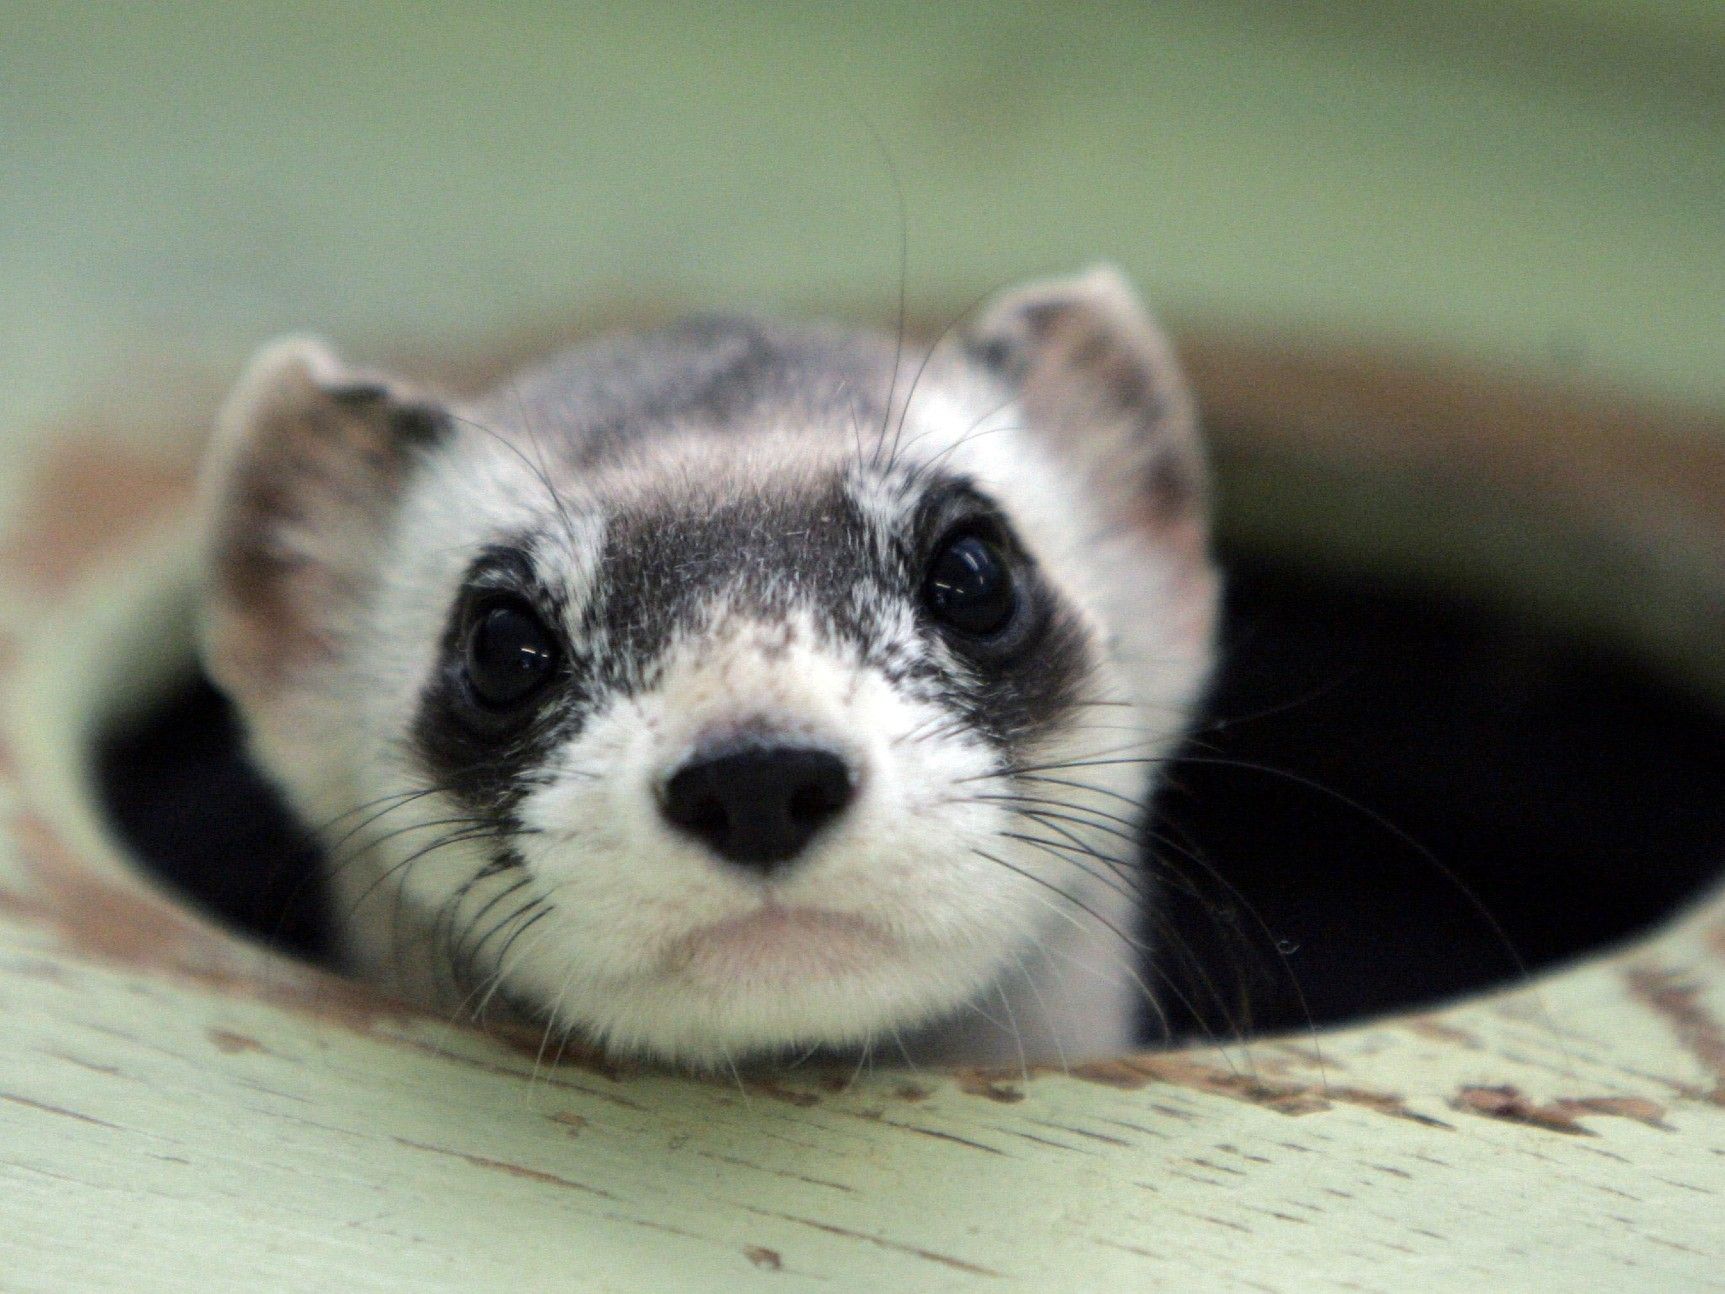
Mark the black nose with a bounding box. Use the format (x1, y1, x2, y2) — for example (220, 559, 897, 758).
(660, 742, 856, 871)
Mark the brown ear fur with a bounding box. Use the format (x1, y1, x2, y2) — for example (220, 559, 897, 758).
(965, 266, 1208, 546)
(198, 337, 447, 711)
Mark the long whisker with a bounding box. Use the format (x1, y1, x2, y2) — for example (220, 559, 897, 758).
(1003, 790, 1281, 1052)
(1004, 746, 1553, 1064)
(446, 407, 585, 556)
(880, 277, 1017, 473)
(449, 874, 537, 982)
(968, 846, 1216, 1063)
(839, 100, 908, 475)
(429, 853, 520, 999)
(508, 375, 586, 554)
(984, 826, 1251, 1057)
(1008, 943, 1070, 1077)
(465, 901, 556, 1023)
(992, 975, 1030, 1089)
(1167, 754, 1539, 1006)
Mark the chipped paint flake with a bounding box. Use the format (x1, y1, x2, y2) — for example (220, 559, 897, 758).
(1625, 965, 1725, 1105)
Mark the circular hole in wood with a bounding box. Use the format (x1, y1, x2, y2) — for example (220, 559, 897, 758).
(91, 544, 1725, 1042)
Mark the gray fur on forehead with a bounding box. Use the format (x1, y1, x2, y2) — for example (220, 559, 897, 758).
(589, 471, 882, 661)
(474, 315, 904, 468)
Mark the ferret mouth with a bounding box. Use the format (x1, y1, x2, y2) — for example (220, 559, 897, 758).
(665, 905, 895, 981)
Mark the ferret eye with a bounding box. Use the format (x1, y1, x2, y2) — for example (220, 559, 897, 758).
(923, 529, 1017, 639)
(464, 599, 559, 710)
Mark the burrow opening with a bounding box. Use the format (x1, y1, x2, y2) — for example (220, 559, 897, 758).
(94, 547, 1725, 1042)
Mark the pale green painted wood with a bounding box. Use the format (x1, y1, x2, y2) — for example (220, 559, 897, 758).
(5, 540, 1723, 1290)
(2, 5, 1723, 1290)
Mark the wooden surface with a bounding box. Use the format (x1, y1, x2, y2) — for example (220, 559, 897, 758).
(3, 4, 1722, 1289)
(2, 338, 1722, 1291)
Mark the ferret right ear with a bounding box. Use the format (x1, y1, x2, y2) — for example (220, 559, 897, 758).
(964, 267, 1206, 538)
(198, 336, 449, 711)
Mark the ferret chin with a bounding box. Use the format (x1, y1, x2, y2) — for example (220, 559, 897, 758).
(196, 267, 1219, 1070)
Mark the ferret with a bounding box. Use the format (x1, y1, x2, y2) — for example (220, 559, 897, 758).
(197, 267, 1219, 1069)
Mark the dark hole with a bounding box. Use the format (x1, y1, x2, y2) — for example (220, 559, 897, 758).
(95, 681, 332, 960)
(1147, 550, 1725, 1041)
(93, 548, 1725, 1038)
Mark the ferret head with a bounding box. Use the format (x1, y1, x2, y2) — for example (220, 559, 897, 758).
(199, 268, 1217, 1067)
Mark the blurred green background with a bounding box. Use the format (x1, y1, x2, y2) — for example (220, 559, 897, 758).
(3, 0, 1721, 438)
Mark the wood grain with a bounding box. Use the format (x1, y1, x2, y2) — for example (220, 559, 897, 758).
(0, 339, 1721, 1291)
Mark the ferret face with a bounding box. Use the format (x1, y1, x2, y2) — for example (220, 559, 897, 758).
(200, 269, 1217, 1067)
(381, 441, 1126, 1063)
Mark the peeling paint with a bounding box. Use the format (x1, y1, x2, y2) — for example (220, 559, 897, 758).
(1078, 1055, 1329, 1116)
(1065, 1053, 1471, 1131)
(1067, 1058, 1156, 1090)
(955, 1071, 1027, 1104)
(206, 1029, 266, 1056)
(1551, 1097, 1673, 1131)
(744, 1079, 821, 1108)
(1452, 1086, 1594, 1136)
(1625, 965, 1725, 1105)
(489, 1020, 643, 1082)
(551, 1111, 588, 1137)
(1405, 1018, 1483, 1049)
(1325, 1086, 1453, 1130)
(743, 1245, 783, 1271)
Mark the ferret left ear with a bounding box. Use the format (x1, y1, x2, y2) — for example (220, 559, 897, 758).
(197, 336, 450, 714)
(965, 265, 1207, 533)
